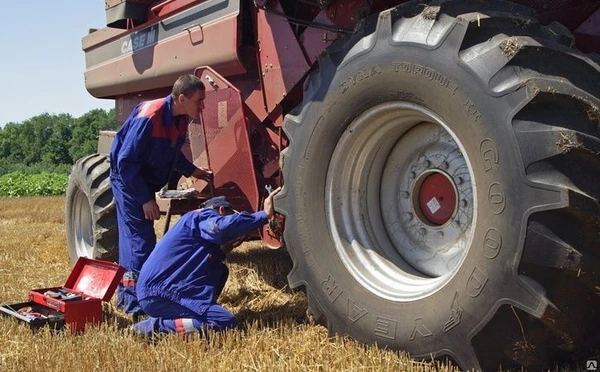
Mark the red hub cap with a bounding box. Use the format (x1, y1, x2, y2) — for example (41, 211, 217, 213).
(417, 172, 457, 226)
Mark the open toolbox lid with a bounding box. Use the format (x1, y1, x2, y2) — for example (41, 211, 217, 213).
(63, 258, 125, 302)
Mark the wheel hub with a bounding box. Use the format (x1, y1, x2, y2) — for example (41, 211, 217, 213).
(415, 171, 457, 226)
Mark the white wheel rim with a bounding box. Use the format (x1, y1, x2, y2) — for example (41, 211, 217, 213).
(72, 188, 94, 258)
(326, 102, 477, 301)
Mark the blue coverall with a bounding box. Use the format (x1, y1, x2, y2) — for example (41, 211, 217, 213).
(133, 208, 268, 336)
(110, 95, 197, 314)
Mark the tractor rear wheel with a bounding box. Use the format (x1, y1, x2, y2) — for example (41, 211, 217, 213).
(278, 2, 600, 370)
(65, 154, 118, 265)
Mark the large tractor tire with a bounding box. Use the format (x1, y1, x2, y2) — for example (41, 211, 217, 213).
(277, 1, 600, 370)
(65, 154, 118, 265)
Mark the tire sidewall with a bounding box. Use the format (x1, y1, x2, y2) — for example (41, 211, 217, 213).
(284, 31, 531, 354)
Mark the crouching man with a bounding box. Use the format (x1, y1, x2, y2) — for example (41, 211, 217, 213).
(133, 187, 281, 337)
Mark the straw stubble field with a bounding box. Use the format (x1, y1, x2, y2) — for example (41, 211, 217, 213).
(0, 196, 456, 372)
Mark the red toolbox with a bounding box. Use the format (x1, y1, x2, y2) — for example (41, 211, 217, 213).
(0, 257, 124, 332)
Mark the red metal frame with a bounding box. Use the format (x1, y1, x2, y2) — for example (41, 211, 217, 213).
(254, 3, 311, 114)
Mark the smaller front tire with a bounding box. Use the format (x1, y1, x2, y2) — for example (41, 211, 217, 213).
(65, 154, 118, 265)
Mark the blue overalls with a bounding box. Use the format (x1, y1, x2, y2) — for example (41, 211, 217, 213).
(133, 208, 268, 336)
(109, 95, 197, 315)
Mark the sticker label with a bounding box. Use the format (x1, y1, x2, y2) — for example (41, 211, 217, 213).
(426, 197, 441, 214)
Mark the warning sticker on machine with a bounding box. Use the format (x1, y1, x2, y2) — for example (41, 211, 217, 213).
(426, 197, 441, 214)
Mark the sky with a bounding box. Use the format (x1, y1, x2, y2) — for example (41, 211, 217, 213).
(0, 2, 115, 127)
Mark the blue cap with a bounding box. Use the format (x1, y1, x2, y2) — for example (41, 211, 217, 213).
(201, 196, 232, 209)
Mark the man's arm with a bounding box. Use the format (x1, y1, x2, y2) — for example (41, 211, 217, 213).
(174, 154, 212, 183)
(198, 211, 268, 246)
(191, 166, 213, 183)
(174, 153, 197, 177)
(197, 187, 281, 246)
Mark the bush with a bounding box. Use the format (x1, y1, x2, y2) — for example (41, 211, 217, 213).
(0, 172, 68, 196)
(0, 160, 72, 176)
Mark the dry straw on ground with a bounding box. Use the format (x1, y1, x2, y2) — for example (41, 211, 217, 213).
(0, 196, 457, 372)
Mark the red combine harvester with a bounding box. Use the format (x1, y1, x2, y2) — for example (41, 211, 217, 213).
(65, 1, 600, 370)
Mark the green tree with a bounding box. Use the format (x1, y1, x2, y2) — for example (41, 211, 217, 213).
(0, 108, 117, 174)
(0, 113, 75, 165)
(0, 123, 25, 162)
(69, 108, 118, 161)
(42, 118, 73, 165)
(21, 114, 55, 164)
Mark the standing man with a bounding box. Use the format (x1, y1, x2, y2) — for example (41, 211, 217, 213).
(132, 187, 281, 337)
(110, 74, 213, 316)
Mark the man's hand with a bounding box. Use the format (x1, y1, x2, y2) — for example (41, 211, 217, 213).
(263, 187, 282, 219)
(142, 200, 160, 220)
(192, 167, 213, 183)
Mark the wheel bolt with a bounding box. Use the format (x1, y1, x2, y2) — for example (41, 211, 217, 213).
(441, 161, 449, 170)
(437, 231, 444, 238)
(457, 177, 464, 185)
(401, 191, 410, 199)
(461, 199, 468, 207)
(405, 212, 414, 221)
(419, 228, 427, 235)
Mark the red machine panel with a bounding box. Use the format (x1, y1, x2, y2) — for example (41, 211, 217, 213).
(84, 0, 245, 98)
(190, 66, 260, 212)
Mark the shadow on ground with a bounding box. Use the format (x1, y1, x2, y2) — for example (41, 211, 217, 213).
(226, 246, 294, 289)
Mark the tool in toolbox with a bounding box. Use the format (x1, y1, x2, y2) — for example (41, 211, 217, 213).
(0, 257, 124, 333)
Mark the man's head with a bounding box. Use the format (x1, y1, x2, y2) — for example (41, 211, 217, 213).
(202, 196, 236, 216)
(171, 74, 206, 120)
